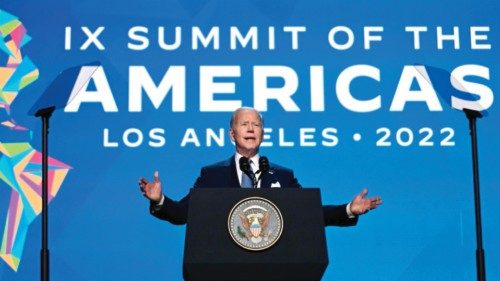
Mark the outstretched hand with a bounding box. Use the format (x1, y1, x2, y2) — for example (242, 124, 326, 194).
(350, 188, 382, 216)
(139, 171, 163, 203)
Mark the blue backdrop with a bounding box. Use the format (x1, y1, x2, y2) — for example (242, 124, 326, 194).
(1, 1, 498, 280)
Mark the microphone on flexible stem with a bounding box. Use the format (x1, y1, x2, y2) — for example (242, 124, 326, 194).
(239, 156, 257, 188)
(257, 156, 270, 183)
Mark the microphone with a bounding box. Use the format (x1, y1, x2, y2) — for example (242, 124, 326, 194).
(256, 156, 270, 183)
(239, 156, 251, 174)
(258, 156, 269, 174)
(239, 157, 257, 188)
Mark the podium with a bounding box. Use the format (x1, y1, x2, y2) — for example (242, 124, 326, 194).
(183, 188, 328, 281)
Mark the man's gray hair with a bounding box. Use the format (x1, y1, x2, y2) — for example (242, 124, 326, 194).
(229, 107, 264, 128)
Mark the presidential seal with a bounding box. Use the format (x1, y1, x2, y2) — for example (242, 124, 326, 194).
(228, 197, 283, 251)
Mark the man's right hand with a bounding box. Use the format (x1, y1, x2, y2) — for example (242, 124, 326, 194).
(139, 171, 163, 203)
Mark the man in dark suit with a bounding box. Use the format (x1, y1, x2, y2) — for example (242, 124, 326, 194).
(139, 107, 382, 226)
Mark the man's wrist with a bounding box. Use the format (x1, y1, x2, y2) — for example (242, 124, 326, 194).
(346, 202, 355, 218)
(157, 195, 165, 205)
(152, 195, 165, 211)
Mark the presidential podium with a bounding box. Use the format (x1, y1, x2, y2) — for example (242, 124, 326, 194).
(183, 188, 328, 281)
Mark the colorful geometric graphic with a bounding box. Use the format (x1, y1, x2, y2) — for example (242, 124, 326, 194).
(0, 9, 71, 271)
(0, 143, 71, 270)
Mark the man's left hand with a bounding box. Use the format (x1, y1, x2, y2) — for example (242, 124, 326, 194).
(350, 188, 382, 215)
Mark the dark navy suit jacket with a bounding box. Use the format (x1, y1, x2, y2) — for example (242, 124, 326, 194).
(150, 156, 358, 227)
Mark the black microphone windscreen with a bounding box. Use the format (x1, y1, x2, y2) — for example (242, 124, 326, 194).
(239, 156, 250, 173)
(259, 156, 269, 173)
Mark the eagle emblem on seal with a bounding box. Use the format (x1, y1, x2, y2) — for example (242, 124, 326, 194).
(240, 206, 270, 243)
(228, 197, 283, 251)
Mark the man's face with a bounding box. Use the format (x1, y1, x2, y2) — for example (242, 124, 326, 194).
(230, 109, 263, 157)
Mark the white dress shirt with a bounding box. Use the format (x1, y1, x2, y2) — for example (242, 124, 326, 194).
(234, 153, 261, 188)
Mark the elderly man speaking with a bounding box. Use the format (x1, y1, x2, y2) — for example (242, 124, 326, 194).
(139, 107, 382, 226)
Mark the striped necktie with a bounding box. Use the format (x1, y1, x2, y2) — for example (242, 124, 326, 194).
(241, 160, 254, 188)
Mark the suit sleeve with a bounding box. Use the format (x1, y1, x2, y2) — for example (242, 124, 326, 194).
(288, 170, 301, 188)
(288, 169, 358, 227)
(149, 194, 189, 225)
(322, 204, 358, 227)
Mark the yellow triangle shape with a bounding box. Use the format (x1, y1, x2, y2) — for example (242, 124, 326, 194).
(0, 67, 15, 88)
(0, 254, 20, 271)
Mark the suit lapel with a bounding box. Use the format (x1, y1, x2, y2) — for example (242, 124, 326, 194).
(226, 156, 241, 188)
(260, 168, 278, 188)
(260, 173, 270, 188)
